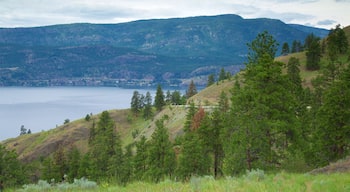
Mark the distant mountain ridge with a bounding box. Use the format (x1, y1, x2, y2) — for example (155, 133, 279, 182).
(0, 14, 328, 88)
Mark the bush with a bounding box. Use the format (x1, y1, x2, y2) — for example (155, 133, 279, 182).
(244, 169, 265, 181)
(19, 178, 97, 192)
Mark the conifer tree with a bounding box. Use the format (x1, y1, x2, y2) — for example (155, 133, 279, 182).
(89, 111, 119, 181)
(146, 119, 175, 182)
(207, 74, 215, 87)
(66, 147, 81, 182)
(218, 68, 227, 81)
(177, 107, 211, 180)
(0, 144, 27, 187)
(305, 34, 321, 70)
(154, 84, 165, 111)
(186, 80, 197, 98)
(281, 42, 290, 55)
(131, 91, 142, 115)
(143, 91, 153, 119)
(133, 136, 149, 181)
(224, 32, 298, 174)
(314, 65, 350, 165)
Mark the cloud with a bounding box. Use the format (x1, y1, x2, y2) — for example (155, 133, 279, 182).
(317, 19, 337, 26)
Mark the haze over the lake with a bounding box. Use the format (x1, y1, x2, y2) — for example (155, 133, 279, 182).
(1, 0, 349, 29)
(0, 87, 156, 141)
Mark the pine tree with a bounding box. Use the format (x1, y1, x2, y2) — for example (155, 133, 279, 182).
(154, 84, 165, 111)
(143, 91, 153, 119)
(224, 32, 298, 174)
(218, 68, 227, 81)
(281, 42, 290, 55)
(171, 90, 182, 105)
(305, 34, 321, 70)
(133, 136, 149, 181)
(327, 24, 348, 61)
(66, 147, 81, 182)
(207, 74, 215, 87)
(52, 146, 67, 182)
(186, 80, 197, 98)
(146, 119, 176, 182)
(89, 111, 117, 180)
(107, 130, 125, 185)
(131, 91, 142, 115)
(287, 57, 303, 96)
(314, 65, 350, 165)
(0, 144, 27, 187)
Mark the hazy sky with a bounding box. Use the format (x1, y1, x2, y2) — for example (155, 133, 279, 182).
(0, 0, 349, 29)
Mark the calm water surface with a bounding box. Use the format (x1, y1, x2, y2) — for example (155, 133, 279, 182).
(0, 87, 155, 141)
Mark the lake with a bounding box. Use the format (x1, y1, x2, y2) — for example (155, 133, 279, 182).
(0, 87, 157, 141)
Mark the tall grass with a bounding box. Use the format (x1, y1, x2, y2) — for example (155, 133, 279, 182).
(8, 172, 350, 192)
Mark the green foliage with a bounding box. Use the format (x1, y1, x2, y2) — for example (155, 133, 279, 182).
(186, 80, 197, 98)
(20, 178, 97, 192)
(146, 119, 176, 182)
(291, 40, 303, 53)
(143, 91, 153, 119)
(131, 91, 142, 115)
(154, 85, 165, 111)
(89, 111, 119, 180)
(327, 24, 348, 61)
(133, 136, 149, 180)
(247, 30, 279, 64)
(0, 144, 28, 188)
(305, 33, 321, 70)
(207, 74, 215, 87)
(85, 114, 91, 121)
(281, 42, 290, 55)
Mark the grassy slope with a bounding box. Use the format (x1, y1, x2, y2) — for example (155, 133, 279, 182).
(3, 25, 350, 165)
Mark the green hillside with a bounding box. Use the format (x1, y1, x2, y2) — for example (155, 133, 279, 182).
(1, 25, 349, 190)
(0, 14, 328, 87)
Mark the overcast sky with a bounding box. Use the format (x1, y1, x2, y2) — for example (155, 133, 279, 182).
(0, 0, 349, 29)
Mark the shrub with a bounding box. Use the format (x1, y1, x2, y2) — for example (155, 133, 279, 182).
(244, 169, 265, 181)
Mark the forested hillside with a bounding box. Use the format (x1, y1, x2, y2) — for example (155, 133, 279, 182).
(1, 25, 349, 189)
(0, 14, 328, 87)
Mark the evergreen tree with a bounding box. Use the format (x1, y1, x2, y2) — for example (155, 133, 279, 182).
(78, 153, 90, 179)
(52, 146, 67, 182)
(247, 30, 279, 64)
(287, 57, 303, 96)
(314, 65, 350, 165)
(218, 68, 227, 81)
(171, 90, 182, 105)
(327, 24, 348, 61)
(146, 119, 176, 182)
(291, 40, 303, 53)
(131, 91, 142, 115)
(186, 80, 197, 98)
(66, 147, 81, 182)
(107, 129, 125, 185)
(207, 74, 215, 87)
(184, 102, 197, 132)
(133, 136, 149, 181)
(281, 42, 290, 55)
(20, 125, 27, 135)
(177, 107, 211, 180)
(165, 90, 172, 104)
(0, 144, 27, 187)
(305, 34, 321, 70)
(89, 111, 118, 181)
(154, 84, 165, 111)
(143, 91, 153, 119)
(224, 32, 298, 174)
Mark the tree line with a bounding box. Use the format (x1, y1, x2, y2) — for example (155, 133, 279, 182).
(1, 25, 349, 188)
